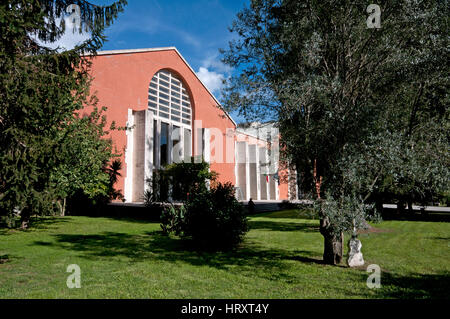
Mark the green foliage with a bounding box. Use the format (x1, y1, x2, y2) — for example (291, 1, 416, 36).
(144, 169, 169, 204)
(105, 159, 124, 201)
(66, 158, 124, 216)
(50, 106, 116, 201)
(165, 160, 218, 201)
(159, 204, 185, 235)
(221, 0, 449, 237)
(0, 1, 127, 226)
(338, 129, 450, 208)
(161, 182, 249, 251)
(144, 159, 217, 204)
(314, 194, 381, 238)
(438, 191, 450, 207)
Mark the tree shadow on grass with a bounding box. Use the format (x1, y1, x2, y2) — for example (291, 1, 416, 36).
(32, 230, 325, 282)
(68, 204, 161, 223)
(377, 271, 450, 299)
(256, 209, 317, 220)
(248, 220, 319, 232)
(0, 254, 10, 264)
(28, 216, 72, 230)
(0, 216, 71, 234)
(0, 228, 11, 236)
(31, 230, 450, 298)
(285, 250, 329, 266)
(426, 236, 450, 242)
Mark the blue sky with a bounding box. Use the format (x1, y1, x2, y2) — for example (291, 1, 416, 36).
(52, 0, 250, 123)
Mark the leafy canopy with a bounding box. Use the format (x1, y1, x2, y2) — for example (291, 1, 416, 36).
(0, 1, 127, 223)
(221, 0, 449, 235)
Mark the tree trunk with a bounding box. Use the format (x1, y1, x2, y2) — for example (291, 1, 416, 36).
(58, 198, 66, 217)
(375, 199, 383, 216)
(320, 217, 344, 265)
(314, 160, 344, 265)
(20, 209, 30, 229)
(397, 200, 405, 214)
(407, 199, 413, 214)
(322, 231, 344, 265)
(313, 159, 322, 199)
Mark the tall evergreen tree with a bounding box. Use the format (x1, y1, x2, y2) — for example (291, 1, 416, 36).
(0, 1, 127, 228)
(221, 0, 449, 264)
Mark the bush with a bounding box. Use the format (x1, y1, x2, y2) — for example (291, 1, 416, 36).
(144, 159, 217, 204)
(144, 170, 170, 204)
(160, 182, 249, 250)
(159, 204, 185, 235)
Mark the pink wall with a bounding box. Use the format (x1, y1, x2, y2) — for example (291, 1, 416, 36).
(86, 49, 236, 196)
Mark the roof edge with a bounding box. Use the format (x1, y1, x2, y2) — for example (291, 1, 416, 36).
(94, 47, 177, 56)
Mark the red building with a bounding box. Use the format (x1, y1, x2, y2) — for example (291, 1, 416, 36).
(86, 47, 297, 202)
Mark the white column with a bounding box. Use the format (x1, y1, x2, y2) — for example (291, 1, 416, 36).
(236, 141, 247, 200)
(124, 109, 134, 202)
(245, 142, 250, 201)
(168, 123, 173, 164)
(248, 144, 258, 200)
(258, 146, 267, 200)
(256, 146, 261, 200)
(155, 119, 161, 169)
(144, 110, 153, 193)
(180, 126, 185, 163)
(131, 110, 146, 202)
(193, 120, 203, 162)
(265, 148, 270, 200)
(203, 128, 210, 163)
(234, 140, 239, 199)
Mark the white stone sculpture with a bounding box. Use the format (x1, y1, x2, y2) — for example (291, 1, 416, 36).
(347, 236, 365, 267)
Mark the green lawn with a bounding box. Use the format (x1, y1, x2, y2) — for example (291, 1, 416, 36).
(0, 210, 449, 298)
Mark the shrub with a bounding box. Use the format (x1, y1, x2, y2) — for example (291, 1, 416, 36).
(159, 204, 185, 235)
(144, 159, 217, 204)
(165, 160, 217, 201)
(179, 182, 249, 250)
(144, 170, 170, 204)
(151, 162, 248, 250)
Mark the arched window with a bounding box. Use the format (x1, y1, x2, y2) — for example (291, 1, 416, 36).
(148, 70, 192, 168)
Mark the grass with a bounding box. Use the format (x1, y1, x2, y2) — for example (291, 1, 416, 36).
(0, 209, 449, 298)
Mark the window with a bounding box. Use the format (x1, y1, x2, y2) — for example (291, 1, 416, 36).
(148, 70, 192, 125)
(149, 70, 193, 169)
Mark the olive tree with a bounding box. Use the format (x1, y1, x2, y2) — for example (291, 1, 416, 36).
(220, 0, 449, 264)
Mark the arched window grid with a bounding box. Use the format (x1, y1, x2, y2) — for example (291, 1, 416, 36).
(148, 70, 193, 169)
(148, 70, 192, 128)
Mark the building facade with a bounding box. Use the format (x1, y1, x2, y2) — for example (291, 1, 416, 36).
(86, 47, 297, 202)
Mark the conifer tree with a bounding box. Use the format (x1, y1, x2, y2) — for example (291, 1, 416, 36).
(0, 1, 127, 228)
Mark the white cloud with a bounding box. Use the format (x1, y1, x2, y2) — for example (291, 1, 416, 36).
(33, 17, 91, 51)
(196, 67, 225, 94)
(202, 56, 231, 74)
(195, 53, 233, 95)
